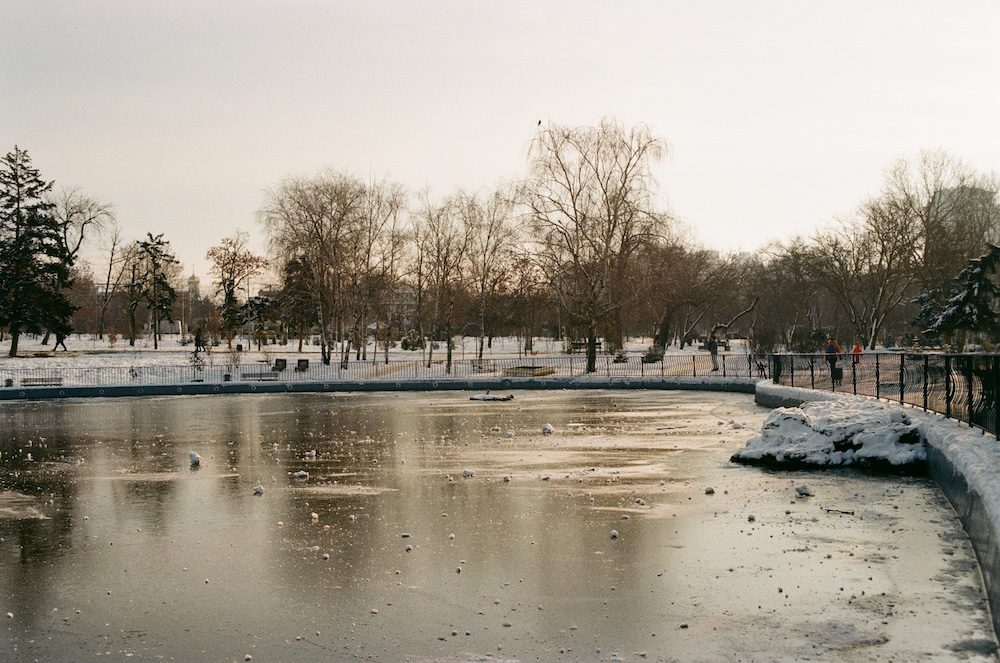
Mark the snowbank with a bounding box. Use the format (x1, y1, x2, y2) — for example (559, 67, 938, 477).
(732, 398, 926, 469)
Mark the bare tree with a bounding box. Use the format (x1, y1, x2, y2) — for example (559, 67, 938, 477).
(810, 196, 920, 348)
(52, 187, 114, 261)
(522, 119, 668, 372)
(259, 172, 365, 365)
(207, 231, 268, 348)
(343, 178, 406, 364)
(96, 220, 135, 339)
(414, 191, 468, 372)
(885, 151, 1000, 288)
(460, 186, 517, 359)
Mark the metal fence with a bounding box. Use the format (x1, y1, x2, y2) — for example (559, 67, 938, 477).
(0, 351, 771, 390)
(771, 352, 1000, 437)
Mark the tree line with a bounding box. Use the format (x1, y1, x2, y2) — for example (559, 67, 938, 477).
(2, 122, 998, 367)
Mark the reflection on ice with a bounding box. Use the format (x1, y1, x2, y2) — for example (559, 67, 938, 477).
(0, 390, 994, 661)
(0, 491, 48, 520)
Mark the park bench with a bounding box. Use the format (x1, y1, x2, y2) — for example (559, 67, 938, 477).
(240, 371, 279, 381)
(22, 377, 64, 387)
(470, 359, 496, 373)
(272, 358, 287, 372)
(503, 365, 556, 377)
(294, 359, 309, 372)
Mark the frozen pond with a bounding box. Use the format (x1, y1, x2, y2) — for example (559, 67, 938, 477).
(0, 390, 996, 662)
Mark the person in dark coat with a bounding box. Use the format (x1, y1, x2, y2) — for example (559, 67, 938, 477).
(708, 333, 720, 372)
(824, 337, 842, 384)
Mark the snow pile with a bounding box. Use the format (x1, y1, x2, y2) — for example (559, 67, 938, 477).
(732, 398, 926, 469)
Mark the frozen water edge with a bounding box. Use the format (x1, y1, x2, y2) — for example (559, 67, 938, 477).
(752, 380, 1000, 641)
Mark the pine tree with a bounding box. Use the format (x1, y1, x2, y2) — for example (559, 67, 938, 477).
(926, 244, 1000, 345)
(278, 257, 317, 351)
(137, 233, 178, 350)
(0, 146, 75, 357)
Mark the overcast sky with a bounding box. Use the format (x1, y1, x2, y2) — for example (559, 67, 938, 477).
(3, 0, 998, 282)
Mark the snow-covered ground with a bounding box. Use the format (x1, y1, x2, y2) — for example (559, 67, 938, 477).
(0, 334, 750, 372)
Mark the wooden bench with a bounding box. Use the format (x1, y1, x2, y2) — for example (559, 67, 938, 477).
(294, 359, 309, 372)
(240, 371, 279, 381)
(22, 377, 63, 387)
(503, 365, 556, 377)
(470, 359, 496, 373)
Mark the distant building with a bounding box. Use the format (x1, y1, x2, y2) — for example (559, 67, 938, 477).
(924, 186, 1000, 284)
(187, 273, 201, 298)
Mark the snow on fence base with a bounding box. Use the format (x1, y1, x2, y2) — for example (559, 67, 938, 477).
(752, 380, 1000, 639)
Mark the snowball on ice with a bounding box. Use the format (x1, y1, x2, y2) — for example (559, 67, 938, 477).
(731, 399, 926, 469)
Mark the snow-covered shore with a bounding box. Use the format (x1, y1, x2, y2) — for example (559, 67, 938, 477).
(743, 380, 1000, 638)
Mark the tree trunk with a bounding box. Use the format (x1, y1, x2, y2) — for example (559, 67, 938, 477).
(128, 309, 137, 346)
(98, 307, 107, 340)
(586, 320, 598, 373)
(8, 326, 20, 357)
(426, 322, 435, 368)
(478, 293, 487, 360)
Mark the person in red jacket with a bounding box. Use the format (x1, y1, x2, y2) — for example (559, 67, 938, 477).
(852, 342, 862, 365)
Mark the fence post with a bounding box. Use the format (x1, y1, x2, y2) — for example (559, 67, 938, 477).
(923, 355, 929, 411)
(899, 353, 905, 405)
(993, 356, 999, 439)
(945, 355, 952, 418)
(851, 358, 857, 395)
(809, 356, 815, 389)
(692, 355, 696, 377)
(875, 354, 881, 400)
(967, 356, 974, 427)
(790, 355, 795, 387)
(722, 354, 727, 378)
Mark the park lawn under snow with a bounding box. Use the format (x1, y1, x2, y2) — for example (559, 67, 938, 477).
(732, 398, 927, 469)
(0, 334, 748, 372)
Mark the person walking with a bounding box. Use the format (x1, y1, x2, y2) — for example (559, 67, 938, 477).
(824, 337, 842, 384)
(852, 342, 862, 365)
(708, 333, 720, 372)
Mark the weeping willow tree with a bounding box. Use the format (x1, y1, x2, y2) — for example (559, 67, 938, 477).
(522, 119, 669, 372)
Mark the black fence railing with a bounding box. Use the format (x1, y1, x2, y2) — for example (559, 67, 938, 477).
(0, 352, 772, 390)
(771, 352, 1000, 437)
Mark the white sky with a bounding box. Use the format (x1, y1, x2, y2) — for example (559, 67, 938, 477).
(3, 0, 999, 284)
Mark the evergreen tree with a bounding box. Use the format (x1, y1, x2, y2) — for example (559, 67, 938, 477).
(926, 244, 1000, 346)
(278, 257, 317, 351)
(0, 146, 75, 357)
(137, 233, 178, 350)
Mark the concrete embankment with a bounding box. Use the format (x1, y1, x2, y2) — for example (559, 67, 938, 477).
(755, 380, 1000, 639)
